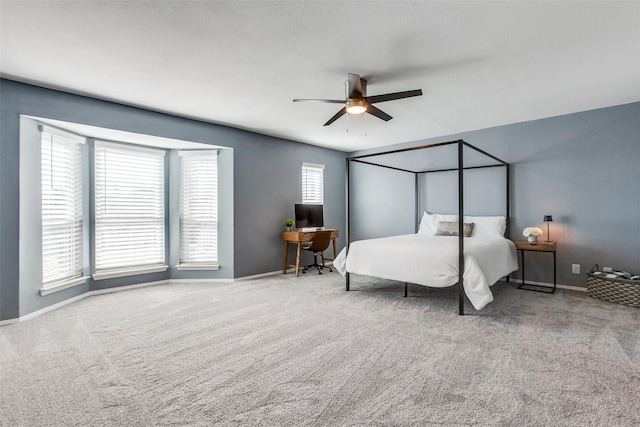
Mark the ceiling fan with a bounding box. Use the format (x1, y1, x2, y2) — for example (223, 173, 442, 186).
(293, 73, 422, 126)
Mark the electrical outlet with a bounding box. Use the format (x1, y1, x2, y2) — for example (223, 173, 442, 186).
(603, 267, 612, 272)
(572, 264, 581, 274)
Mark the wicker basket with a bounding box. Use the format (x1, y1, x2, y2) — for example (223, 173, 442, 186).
(586, 272, 640, 308)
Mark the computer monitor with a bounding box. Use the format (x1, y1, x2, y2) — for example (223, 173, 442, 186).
(294, 204, 324, 229)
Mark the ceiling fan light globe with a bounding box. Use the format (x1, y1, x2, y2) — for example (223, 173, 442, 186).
(346, 105, 367, 114)
(346, 99, 367, 115)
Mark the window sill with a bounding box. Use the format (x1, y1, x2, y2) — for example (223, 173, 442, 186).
(176, 263, 220, 271)
(40, 275, 90, 296)
(92, 264, 169, 281)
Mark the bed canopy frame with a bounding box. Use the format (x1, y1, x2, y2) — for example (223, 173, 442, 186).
(345, 139, 510, 315)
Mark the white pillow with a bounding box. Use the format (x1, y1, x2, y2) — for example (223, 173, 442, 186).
(463, 215, 506, 238)
(417, 212, 458, 235)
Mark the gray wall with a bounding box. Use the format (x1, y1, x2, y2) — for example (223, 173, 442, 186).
(348, 101, 640, 288)
(0, 79, 346, 320)
(419, 167, 508, 219)
(349, 162, 416, 240)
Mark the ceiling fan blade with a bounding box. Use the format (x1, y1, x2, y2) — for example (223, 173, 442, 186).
(347, 73, 365, 98)
(366, 105, 393, 122)
(293, 99, 346, 104)
(323, 108, 347, 126)
(365, 89, 423, 104)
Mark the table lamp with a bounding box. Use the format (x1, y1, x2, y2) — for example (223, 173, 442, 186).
(544, 215, 553, 242)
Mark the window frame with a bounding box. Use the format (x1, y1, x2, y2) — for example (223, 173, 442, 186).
(177, 150, 219, 270)
(39, 126, 89, 295)
(92, 140, 168, 280)
(302, 162, 325, 205)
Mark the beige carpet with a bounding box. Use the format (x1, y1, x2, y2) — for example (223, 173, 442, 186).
(1, 273, 639, 426)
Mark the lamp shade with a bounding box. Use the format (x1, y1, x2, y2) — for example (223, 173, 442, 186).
(543, 214, 553, 242)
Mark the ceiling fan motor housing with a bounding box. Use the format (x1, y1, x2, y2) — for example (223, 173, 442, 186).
(346, 74, 367, 99)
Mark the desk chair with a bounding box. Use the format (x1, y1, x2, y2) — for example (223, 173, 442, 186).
(301, 230, 333, 275)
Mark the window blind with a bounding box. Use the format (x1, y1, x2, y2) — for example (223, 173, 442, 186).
(302, 163, 324, 204)
(179, 151, 218, 265)
(41, 128, 85, 286)
(94, 141, 165, 271)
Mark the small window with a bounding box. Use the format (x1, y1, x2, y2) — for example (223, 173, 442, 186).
(302, 163, 324, 204)
(179, 151, 218, 268)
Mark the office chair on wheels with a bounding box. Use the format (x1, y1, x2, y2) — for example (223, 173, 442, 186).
(301, 230, 333, 275)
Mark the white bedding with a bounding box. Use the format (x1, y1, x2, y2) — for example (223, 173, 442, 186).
(333, 234, 518, 310)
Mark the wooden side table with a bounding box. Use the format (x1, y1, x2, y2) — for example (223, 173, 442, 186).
(515, 241, 557, 293)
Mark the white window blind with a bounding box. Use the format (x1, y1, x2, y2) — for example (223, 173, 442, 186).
(302, 163, 324, 204)
(94, 141, 165, 271)
(179, 151, 218, 265)
(41, 128, 85, 287)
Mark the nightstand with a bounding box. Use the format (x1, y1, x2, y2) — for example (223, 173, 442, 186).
(515, 241, 557, 293)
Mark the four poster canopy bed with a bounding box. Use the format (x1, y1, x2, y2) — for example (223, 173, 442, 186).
(334, 139, 518, 315)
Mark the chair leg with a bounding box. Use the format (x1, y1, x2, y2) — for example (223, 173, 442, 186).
(314, 253, 322, 274)
(302, 251, 332, 275)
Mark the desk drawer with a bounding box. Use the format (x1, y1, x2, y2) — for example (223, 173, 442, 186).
(282, 231, 314, 242)
(282, 229, 338, 243)
(297, 232, 315, 241)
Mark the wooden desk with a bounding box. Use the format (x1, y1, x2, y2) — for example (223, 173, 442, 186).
(282, 229, 339, 277)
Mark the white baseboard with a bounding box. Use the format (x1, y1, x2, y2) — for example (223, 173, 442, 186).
(557, 284, 587, 292)
(510, 278, 587, 292)
(168, 278, 233, 285)
(235, 270, 289, 281)
(89, 279, 171, 296)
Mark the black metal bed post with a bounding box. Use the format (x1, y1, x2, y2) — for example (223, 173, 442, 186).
(345, 157, 351, 291)
(415, 172, 420, 232)
(505, 164, 511, 240)
(407, 171, 420, 299)
(458, 140, 465, 315)
(505, 163, 511, 283)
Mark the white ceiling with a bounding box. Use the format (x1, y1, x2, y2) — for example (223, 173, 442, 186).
(2, 1, 639, 152)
